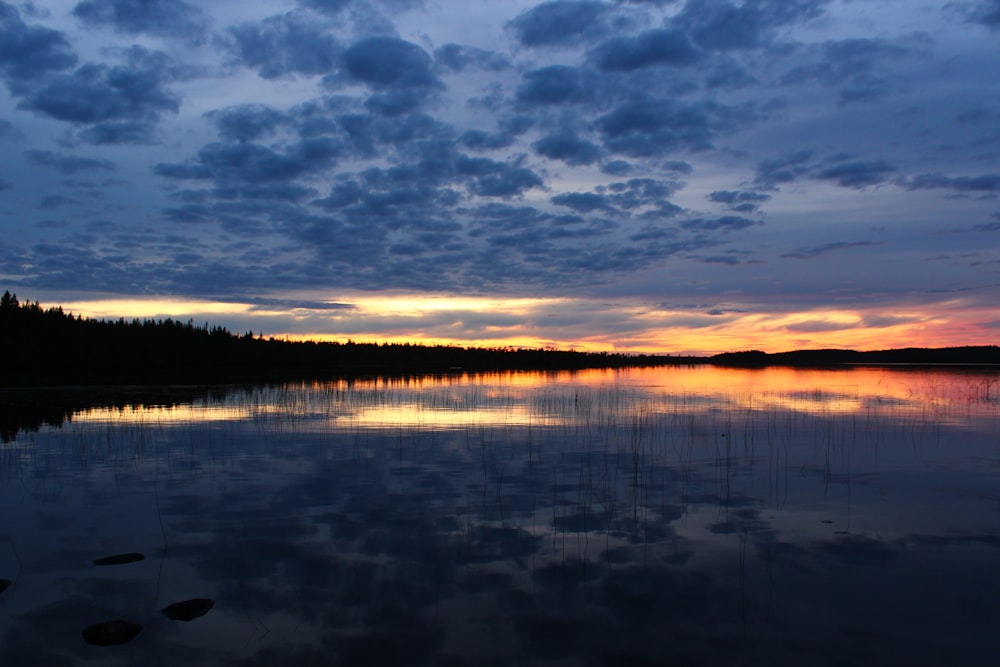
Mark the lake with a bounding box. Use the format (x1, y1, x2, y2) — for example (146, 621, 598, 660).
(1, 366, 998, 665)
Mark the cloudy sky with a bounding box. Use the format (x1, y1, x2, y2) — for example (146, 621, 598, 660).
(1, 0, 999, 354)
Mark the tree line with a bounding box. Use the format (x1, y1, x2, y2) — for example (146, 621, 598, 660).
(0, 291, 692, 385)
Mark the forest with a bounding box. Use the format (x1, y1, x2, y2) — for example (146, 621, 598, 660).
(0, 291, 691, 385)
(2, 291, 997, 386)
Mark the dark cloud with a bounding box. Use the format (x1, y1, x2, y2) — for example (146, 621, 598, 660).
(0, 2, 77, 84)
(24, 149, 115, 174)
(589, 29, 701, 71)
(517, 65, 597, 106)
(754, 152, 895, 190)
(782, 241, 878, 259)
(679, 215, 757, 231)
(77, 120, 155, 145)
(705, 58, 757, 89)
(205, 104, 287, 143)
(458, 130, 514, 151)
(532, 130, 601, 165)
(709, 189, 771, 213)
(968, 0, 1000, 29)
(904, 173, 1000, 192)
(16, 46, 181, 144)
(814, 159, 895, 188)
(596, 97, 733, 156)
(754, 149, 814, 187)
(343, 37, 436, 89)
(229, 12, 341, 79)
(507, 1, 612, 48)
(297, 0, 352, 15)
(156, 137, 341, 187)
(600, 160, 632, 176)
(605, 178, 684, 210)
(457, 156, 544, 198)
(673, 0, 830, 51)
(434, 44, 510, 73)
(38, 194, 79, 209)
(342, 37, 440, 115)
(72, 0, 208, 40)
(551, 192, 609, 212)
(781, 38, 910, 103)
(663, 160, 694, 175)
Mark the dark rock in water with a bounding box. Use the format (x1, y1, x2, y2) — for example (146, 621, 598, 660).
(162, 598, 214, 621)
(82, 620, 142, 646)
(0, 578, 11, 594)
(93, 552, 144, 566)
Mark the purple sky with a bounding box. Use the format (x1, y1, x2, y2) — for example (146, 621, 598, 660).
(1, 0, 999, 353)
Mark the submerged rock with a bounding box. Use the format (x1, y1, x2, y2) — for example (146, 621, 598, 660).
(0, 578, 11, 594)
(82, 620, 142, 646)
(93, 553, 145, 566)
(162, 598, 214, 621)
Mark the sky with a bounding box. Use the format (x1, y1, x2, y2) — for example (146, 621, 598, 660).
(1, 0, 999, 355)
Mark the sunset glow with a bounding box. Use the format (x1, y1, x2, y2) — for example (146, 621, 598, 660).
(47, 294, 998, 356)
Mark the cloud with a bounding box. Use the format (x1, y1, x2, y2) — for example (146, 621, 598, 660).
(228, 11, 341, 79)
(0, 2, 77, 84)
(516, 65, 597, 106)
(459, 130, 514, 151)
(673, 0, 830, 52)
(781, 38, 911, 103)
(297, 0, 352, 15)
(708, 189, 771, 213)
(596, 97, 733, 156)
(434, 44, 510, 73)
(458, 157, 544, 198)
(38, 194, 79, 209)
(814, 159, 896, 188)
(679, 215, 757, 231)
(784, 318, 856, 333)
(903, 173, 1000, 192)
(16, 46, 183, 144)
(754, 152, 895, 189)
(781, 241, 878, 259)
(754, 150, 815, 187)
(24, 149, 116, 174)
(967, 0, 1000, 29)
(205, 104, 288, 143)
(341, 36, 441, 115)
(589, 29, 700, 71)
(343, 37, 436, 89)
(532, 130, 601, 165)
(156, 137, 342, 190)
(551, 192, 610, 212)
(72, 0, 208, 40)
(507, 1, 612, 48)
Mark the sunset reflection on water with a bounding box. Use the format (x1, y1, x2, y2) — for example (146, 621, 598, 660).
(2, 365, 998, 666)
(65, 365, 997, 431)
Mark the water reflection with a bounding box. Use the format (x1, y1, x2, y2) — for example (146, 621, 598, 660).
(1, 366, 998, 665)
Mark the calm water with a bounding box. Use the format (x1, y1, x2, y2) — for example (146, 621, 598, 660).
(1, 366, 998, 666)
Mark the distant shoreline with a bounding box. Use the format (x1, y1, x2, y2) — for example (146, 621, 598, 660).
(2, 291, 998, 386)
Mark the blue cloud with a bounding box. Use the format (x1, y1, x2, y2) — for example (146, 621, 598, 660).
(533, 131, 601, 165)
(72, 0, 208, 40)
(590, 29, 700, 71)
(25, 149, 116, 174)
(0, 2, 77, 84)
(517, 65, 597, 106)
(229, 12, 340, 79)
(507, 1, 612, 48)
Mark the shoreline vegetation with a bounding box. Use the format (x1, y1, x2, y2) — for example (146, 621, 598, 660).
(2, 290, 999, 386)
